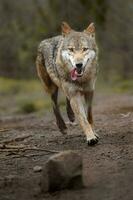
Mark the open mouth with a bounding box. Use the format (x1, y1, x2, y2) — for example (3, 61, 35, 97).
(70, 68, 84, 81)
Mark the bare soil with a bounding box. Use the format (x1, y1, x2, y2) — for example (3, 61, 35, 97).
(0, 93, 133, 200)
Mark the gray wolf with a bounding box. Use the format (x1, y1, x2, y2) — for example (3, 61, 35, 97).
(36, 22, 99, 145)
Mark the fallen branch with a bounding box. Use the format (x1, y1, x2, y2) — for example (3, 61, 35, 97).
(0, 144, 59, 153)
(0, 135, 31, 144)
(0, 144, 24, 149)
(0, 149, 19, 152)
(23, 147, 59, 153)
(0, 128, 11, 132)
(11, 153, 50, 159)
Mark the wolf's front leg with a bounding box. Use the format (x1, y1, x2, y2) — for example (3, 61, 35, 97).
(70, 93, 98, 145)
(85, 91, 99, 140)
(84, 91, 94, 126)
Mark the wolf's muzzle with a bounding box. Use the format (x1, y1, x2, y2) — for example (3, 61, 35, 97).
(76, 63, 83, 69)
(75, 63, 83, 74)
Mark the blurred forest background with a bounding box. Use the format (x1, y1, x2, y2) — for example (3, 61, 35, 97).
(0, 0, 133, 81)
(0, 0, 132, 115)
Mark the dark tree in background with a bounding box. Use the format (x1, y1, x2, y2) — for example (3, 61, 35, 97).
(0, 0, 132, 82)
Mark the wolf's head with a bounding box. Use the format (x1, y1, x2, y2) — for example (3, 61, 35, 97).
(60, 22, 98, 81)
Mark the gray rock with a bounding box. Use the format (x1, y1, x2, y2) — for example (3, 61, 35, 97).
(40, 150, 83, 192)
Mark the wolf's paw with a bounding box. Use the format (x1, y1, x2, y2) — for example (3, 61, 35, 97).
(87, 136, 99, 146)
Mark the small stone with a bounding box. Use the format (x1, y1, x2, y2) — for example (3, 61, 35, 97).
(33, 166, 42, 172)
(40, 150, 83, 192)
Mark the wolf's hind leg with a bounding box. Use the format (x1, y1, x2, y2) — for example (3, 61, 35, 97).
(66, 98, 75, 122)
(51, 88, 67, 134)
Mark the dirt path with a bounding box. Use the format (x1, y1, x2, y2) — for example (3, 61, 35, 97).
(0, 93, 133, 200)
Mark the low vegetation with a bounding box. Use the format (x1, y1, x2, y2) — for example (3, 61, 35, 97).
(0, 77, 132, 116)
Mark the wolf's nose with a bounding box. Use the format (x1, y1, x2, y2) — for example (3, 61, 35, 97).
(76, 63, 83, 69)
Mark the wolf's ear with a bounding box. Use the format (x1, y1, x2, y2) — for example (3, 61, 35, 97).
(84, 23, 95, 35)
(61, 22, 72, 36)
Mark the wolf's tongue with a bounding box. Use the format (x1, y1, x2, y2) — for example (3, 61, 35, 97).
(70, 68, 77, 81)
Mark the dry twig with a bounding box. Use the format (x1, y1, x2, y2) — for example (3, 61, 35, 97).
(0, 144, 59, 153)
(0, 128, 11, 132)
(0, 135, 31, 144)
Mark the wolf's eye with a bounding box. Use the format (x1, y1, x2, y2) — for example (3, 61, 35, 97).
(68, 48, 74, 52)
(82, 47, 89, 52)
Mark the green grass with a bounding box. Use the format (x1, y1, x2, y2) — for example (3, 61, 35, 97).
(0, 77, 132, 116)
(96, 76, 133, 94)
(20, 102, 37, 113)
(112, 80, 133, 93)
(0, 77, 41, 94)
(0, 77, 52, 115)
